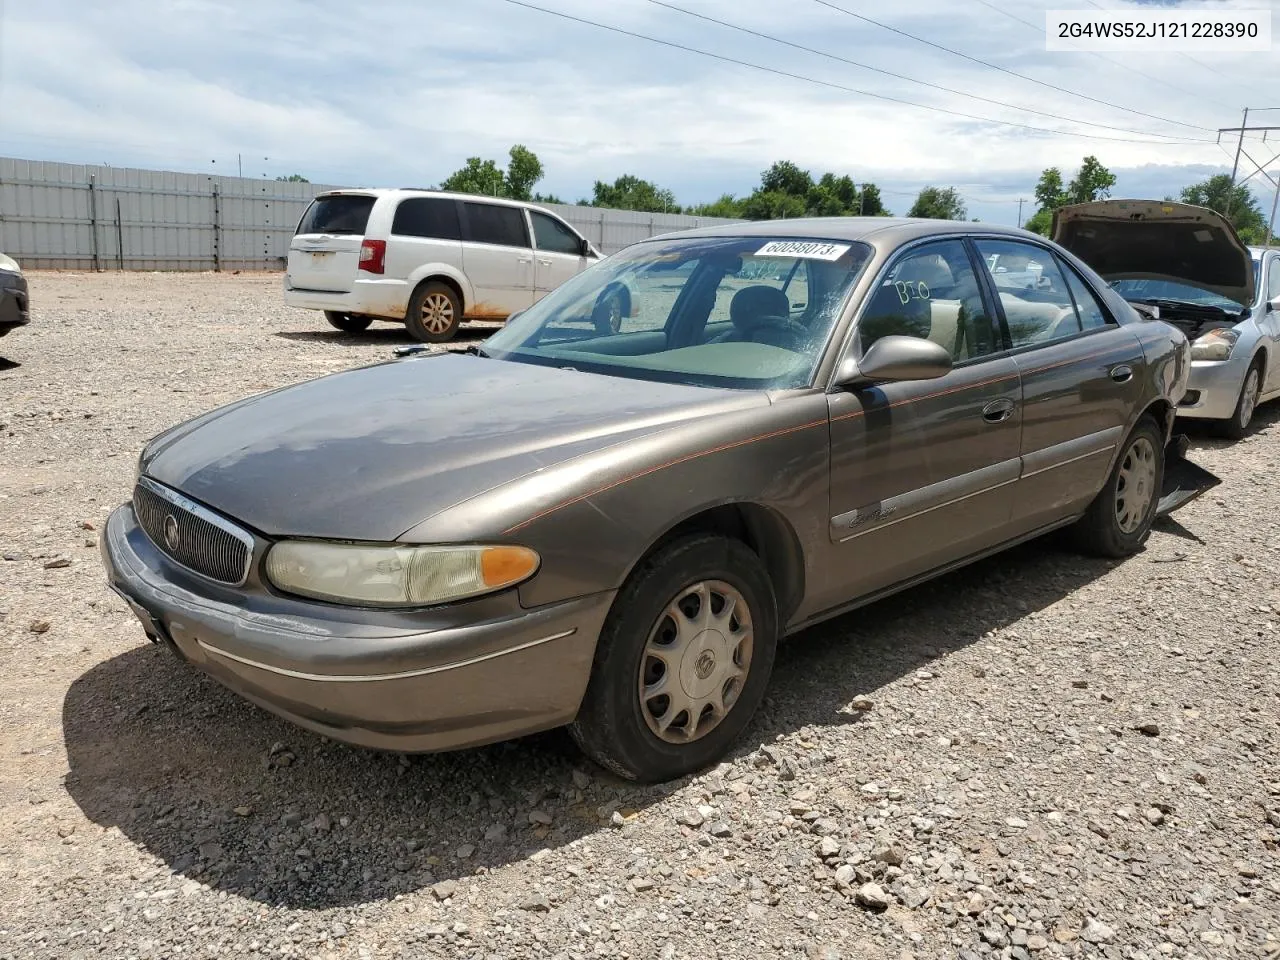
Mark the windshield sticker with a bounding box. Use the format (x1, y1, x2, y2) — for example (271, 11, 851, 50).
(754, 240, 852, 261)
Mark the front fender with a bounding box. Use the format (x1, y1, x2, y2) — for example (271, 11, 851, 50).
(402, 394, 832, 609)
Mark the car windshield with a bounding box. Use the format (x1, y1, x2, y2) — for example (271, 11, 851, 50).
(1109, 278, 1246, 312)
(483, 236, 872, 389)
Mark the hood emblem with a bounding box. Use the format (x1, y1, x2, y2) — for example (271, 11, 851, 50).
(694, 649, 716, 680)
(163, 514, 180, 552)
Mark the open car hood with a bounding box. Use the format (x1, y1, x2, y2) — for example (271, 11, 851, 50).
(1052, 199, 1255, 307)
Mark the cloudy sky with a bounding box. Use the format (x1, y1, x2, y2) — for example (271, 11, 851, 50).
(1, 0, 1277, 223)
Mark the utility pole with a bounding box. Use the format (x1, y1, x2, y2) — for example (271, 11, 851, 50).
(1017, 198, 1024, 228)
(1219, 108, 1280, 222)
(237, 153, 242, 179)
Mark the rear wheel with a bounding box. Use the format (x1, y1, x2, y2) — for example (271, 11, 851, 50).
(569, 535, 777, 783)
(406, 282, 461, 343)
(1070, 416, 1163, 558)
(1212, 358, 1262, 441)
(324, 311, 372, 333)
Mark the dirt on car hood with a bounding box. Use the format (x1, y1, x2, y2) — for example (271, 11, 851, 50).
(1053, 199, 1255, 307)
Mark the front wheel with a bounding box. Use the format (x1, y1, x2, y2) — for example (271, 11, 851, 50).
(324, 311, 372, 333)
(1070, 416, 1164, 558)
(569, 535, 778, 783)
(406, 282, 462, 343)
(1212, 358, 1262, 441)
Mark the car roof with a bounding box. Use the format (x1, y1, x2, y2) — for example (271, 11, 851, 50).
(313, 187, 539, 211)
(647, 216, 1054, 251)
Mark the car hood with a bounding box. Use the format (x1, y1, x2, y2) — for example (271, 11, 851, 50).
(142, 353, 767, 541)
(1052, 199, 1255, 307)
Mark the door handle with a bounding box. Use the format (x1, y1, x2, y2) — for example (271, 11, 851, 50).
(1110, 364, 1133, 383)
(536, 258, 552, 266)
(982, 398, 1016, 423)
(517, 257, 532, 264)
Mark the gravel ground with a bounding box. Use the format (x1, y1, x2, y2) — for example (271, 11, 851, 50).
(1, 271, 1278, 960)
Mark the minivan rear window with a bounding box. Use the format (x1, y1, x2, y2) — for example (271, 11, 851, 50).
(295, 195, 376, 236)
(392, 197, 462, 241)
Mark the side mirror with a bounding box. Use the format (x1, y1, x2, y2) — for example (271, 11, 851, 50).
(836, 336, 953, 387)
(580, 238, 594, 258)
(1267, 297, 1280, 314)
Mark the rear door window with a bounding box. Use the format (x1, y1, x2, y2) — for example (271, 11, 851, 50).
(462, 202, 530, 248)
(295, 195, 376, 236)
(530, 211, 584, 255)
(392, 198, 462, 240)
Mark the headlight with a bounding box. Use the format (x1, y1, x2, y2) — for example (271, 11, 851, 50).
(1190, 328, 1239, 361)
(264, 542, 539, 607)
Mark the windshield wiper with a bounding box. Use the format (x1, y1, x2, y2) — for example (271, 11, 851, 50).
(1129, 297, 1236, 315)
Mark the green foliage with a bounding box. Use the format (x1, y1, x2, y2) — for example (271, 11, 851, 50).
(440, 145, 544, 201)
(1067, 156, 1116, 204)
(275, 174, 309, 182)
(1034, 168, 1067, 211)
(907, 186, 967, 221)
(685, 193, 745, 218)
(1025, 155, 1116, 235)
(1023, 208, 1053, 236)
(590, 174, 678, 213)
(1179, 174, 1268, 243)
(721, 161, 891, 220)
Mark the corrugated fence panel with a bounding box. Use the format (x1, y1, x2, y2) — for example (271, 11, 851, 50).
(0, 156, 742, 270)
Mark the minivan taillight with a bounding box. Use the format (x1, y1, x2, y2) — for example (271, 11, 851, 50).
(359, 239, 386, 275)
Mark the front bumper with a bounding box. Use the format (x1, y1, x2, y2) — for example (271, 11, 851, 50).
(282, 277, 411, 320)
(0, 273, 29, 334)
(101, 503, 614, 752)
(1176, 355, 1252, 421)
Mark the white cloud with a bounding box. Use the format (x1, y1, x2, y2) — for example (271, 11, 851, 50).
(0, 0, 1274, 220)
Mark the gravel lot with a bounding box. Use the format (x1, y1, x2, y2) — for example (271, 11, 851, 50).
(1, 271, 1278, 960)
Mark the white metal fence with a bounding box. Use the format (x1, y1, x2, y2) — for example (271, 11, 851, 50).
(0, 157, 741, 271)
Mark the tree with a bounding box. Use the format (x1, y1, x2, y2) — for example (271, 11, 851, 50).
(1180, 174, 1267, 243)
(686, 194, 744, 218)
(858, 183, 889, 216)
(275, 173, 309, 183)
(759, 161, 814, 198)
(439, 145, 544, 200)
(505, 145, 543, 201)
(590, 174, 678, 213)
(532, 192, 565, 205)
(740, 190, 808, 221)
(1066, 155, 1116, 204)
(1023, 208, 1054, 236)
(908, 186, 967, 221)
(1034, 168, 1067, 212)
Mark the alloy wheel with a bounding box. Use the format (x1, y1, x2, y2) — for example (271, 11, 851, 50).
(420, 292, 455, 335)
(1239, 366, 1260, 430)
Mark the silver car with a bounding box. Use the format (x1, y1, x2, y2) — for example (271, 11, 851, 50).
(1055, 200, 1280, 439)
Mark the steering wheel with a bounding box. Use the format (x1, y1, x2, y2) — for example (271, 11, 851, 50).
(740, 314, 811, 351)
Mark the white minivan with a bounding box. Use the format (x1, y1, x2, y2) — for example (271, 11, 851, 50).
(283, 189, 604, 342)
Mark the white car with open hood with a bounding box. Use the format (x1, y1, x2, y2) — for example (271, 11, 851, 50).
(1054, 199, 1280, 440)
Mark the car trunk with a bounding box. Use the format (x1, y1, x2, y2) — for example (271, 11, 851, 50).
(286, 193, 377, 293)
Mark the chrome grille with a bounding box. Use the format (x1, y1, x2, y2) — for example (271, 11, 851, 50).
(133, 478, 253, 585)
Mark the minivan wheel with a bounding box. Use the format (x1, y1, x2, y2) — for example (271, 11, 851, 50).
(1212, 358, 1262, 441)
(1070, 416, 1164, 558)
(569, 535, 778, 783)
(406, 282, 461, 343)
(324, 311, 372, 333)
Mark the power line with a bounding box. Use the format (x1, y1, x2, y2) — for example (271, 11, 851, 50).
(494, 0, 1216, 145)
(643, 0, 1200, 141)
(1080, 0, 1234, 86)
(811, 0, 1216, 133)
(970, 0, 1233, 110)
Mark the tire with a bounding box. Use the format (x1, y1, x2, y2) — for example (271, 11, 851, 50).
(1070, 416, 1164, 558)
(1212, 357, 1262, 441)
(569, 535, 778, 783)
(593, 288, 625, 336)
(406, 282, 462, 343)
(324, 311, 372, 333)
